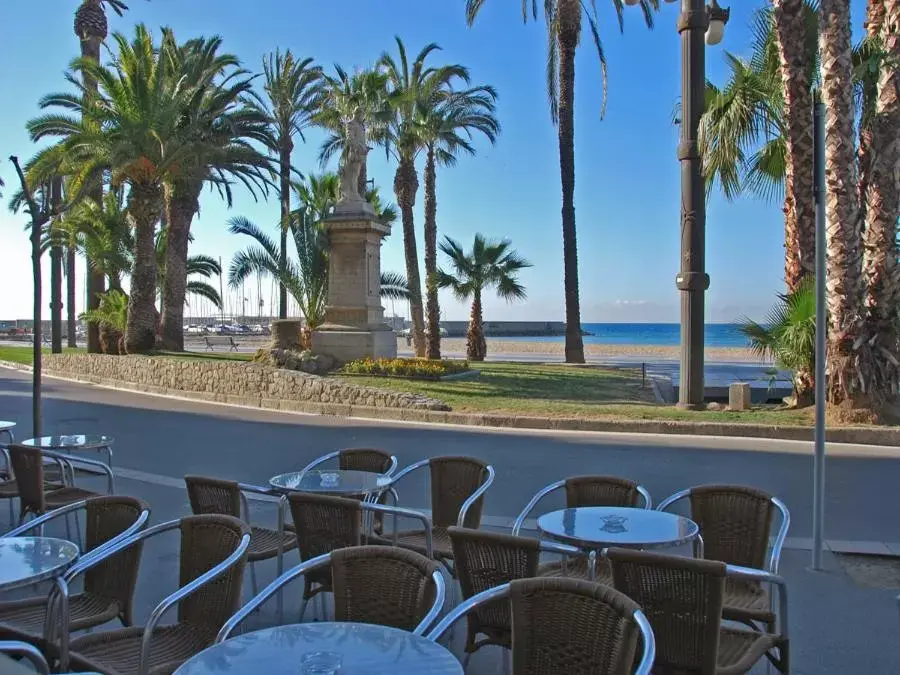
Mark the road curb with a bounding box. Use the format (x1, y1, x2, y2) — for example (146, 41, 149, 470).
(4, 359, 900, 447)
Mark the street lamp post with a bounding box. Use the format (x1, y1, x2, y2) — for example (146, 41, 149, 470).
(629, 0, 729, 408)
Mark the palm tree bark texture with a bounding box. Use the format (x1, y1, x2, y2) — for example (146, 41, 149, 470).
(772, 0, 816, 291)
(857, 0, 887, 229)
(819, 0, 864, 405)
(66, 243, 77, 347)
(424, 143, 441, 360)
(279, 145, 292, 319)
(124, 183, 164, 354)
(557, 0, 586, 364)
(861, 1, 900, 402)
(160, 182, 202, 351)
(395, 156, 427, 358)
(467, 290, 486, 361)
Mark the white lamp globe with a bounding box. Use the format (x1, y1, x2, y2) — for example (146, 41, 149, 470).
(705, 18, 725, 45)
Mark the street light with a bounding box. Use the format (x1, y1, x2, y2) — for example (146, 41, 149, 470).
(629, 0, 729, 409)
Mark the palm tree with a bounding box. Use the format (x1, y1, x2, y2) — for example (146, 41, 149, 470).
(65, 190, 132, 293)
(155, 230, 223, 312)
(379, 37, 470, 358)
(30, 24, 196, 353)
(79, 289, 128, 355)
(245, 50, 322, 319)
(437, 234, 531, 361)
(159, 31, 270, 351)
(74, 0, 138, 352)
(818, 0, 863, 405)
(466, 0, 657, 364)
(420, 85, 500, 360)
(314, 65, 392, 197)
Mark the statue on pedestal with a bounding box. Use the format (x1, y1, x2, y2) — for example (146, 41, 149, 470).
(338, 108, 369, 208)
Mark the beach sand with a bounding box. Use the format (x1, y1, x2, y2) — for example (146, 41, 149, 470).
(397, 337, 764, 363)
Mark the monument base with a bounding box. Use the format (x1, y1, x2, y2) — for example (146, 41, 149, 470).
(311, 326, 397, 363)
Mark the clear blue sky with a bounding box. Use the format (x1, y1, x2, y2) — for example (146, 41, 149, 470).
(0, 0, 868, 323)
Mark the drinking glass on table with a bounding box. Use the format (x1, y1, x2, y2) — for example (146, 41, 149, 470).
(301, 650, 342, 674)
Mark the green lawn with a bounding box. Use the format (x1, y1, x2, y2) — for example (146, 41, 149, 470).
(0, 345, 83, 365)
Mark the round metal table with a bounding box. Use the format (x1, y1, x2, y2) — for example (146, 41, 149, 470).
(173, 622, 463, 675)
(0, 537, 79, 592)
(0, 421, 14, 444)
(269, 469, 391, 496)
(537, 506, 702, 555)
(23, 435, 114, 468)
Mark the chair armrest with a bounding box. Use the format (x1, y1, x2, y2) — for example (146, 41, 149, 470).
(0, 641, 50, 675)
(637, 486, 653, 510)
(237, 482, 278, 498)
(425, 582, 512, 642)
(2, 500, 88, 538)
(655, 488, 690, 513)
(297, 451, 341, 476)
(458, 465, 495, 528)
(43, 450, 115, 494)
(768, 496, 791, 573)
(140, 533, 250, 675)
(389, 459, 430, 486)
(413, 570, 446, 636)
(511, 480, 564, 535)
(725, 564, 789, 638)
(364, 503, 434, 557)
(633, 609, 656, 675)
(215, 552, 332, 643)
(385, 455, 399, 476)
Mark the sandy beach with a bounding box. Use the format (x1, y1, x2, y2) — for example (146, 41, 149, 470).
(396, 337, 765, 363)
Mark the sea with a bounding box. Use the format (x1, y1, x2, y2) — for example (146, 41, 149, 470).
(502, 323, 749, 348)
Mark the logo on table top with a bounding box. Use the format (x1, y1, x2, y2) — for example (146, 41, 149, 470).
(599, 514, 628, 534)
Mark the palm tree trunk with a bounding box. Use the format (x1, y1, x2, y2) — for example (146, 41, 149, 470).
(66, 243, 77, 347)
(857, 0, 887, 229)
(124, 183, 163, 354)
(394, 156, 426, 357)
(79, 30, 105, 354)
(773, 0, 816, 291)
(424, 144, 441, 360)
(50, 177, 63, 354)
(467, 290, 486, 361)
(861, 0, 900, 403)
(558, 2, 585, 364)
(160, 184, 200, 351)
(279, 145, 291, 319)
(819, 0, 864, 406)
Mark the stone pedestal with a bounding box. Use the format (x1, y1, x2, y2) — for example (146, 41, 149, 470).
(728, 382, 752, 411)
(311, 204, 397, 363)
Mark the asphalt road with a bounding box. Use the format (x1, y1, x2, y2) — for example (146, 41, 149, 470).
(2, 366, 898, 544)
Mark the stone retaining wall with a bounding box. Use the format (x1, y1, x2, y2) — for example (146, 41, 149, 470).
(43, 354, 449, 411)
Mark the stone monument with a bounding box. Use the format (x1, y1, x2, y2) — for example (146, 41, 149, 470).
(311, 109, 397, 362)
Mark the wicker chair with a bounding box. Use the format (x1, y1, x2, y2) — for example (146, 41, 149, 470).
(184, 476, 297, 596)
(606, 547, 789, 674)
(377, 456, 495, 574)
(657, 484, 790, 631)
(448, 526, 596, 666)
(0, 497, 149, 657)
(427, 577, 655, 675)
(217, 545, 445, 642)
(65, 514, 250, 675)
(512, 475, 651, 584)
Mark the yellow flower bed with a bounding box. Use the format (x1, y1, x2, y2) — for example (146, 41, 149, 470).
(342, 357, 470, 380)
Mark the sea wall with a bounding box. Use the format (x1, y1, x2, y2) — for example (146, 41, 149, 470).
(42, 354, 449, 412)
(439, 321, 567, 337)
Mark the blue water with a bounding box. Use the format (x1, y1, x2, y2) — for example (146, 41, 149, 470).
(502, 323, 749, 348)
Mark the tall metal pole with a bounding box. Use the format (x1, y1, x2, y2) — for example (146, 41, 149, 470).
(812, 101, 827, 570)
(676, 0, 709, 408)
(218, 256, 225, 326)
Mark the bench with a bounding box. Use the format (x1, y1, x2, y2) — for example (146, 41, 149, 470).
(204, 335, 239, 352)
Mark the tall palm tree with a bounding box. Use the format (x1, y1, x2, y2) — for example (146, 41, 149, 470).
(818, 0, 863, 405)
(155, 230, 223, 311)
(466, 0, 657, 363)
(437, 234, 531, 361)
(856, 0, 886, 228)
(159, 31, 270, 351)
(30, 24, 195, 353)
(245, 50, 322, 319)
(379, 37, 470, 358)
(314, 65, 392, 197)
(420, 84, 500, 360)
(74, 0, 137, 352)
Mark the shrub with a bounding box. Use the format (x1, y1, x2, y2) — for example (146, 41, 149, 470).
(342, 357, 470, 380)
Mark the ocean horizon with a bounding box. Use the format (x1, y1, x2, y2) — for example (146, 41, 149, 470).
(500, 323, 750, 349)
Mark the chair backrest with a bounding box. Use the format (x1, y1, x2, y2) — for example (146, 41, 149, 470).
(83, 496, 149, 624)
(330, 545, 439, 631)
(509, 577, 642, 675)
(177, 515, 250, 638)
(287, 492, 362, 561)
(689, 484, 774, 569)
(8, 445, 46, 516)
(184, 476, 241, 518)
(430, 456, 489, 528)
(338, 448, 393, 474)
(607, 547, 726, 675)
(449, 526, 541, 648)
(564, 476, 642, 508)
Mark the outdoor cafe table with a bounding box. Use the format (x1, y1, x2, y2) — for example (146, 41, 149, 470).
(537, 506, 703, 556)
(0, 537, 79, 592)
(173, 623, 463, 675)
(269, 469, 392, 499)
(0, 421, 14, 444)
(22, 435, 115, 468)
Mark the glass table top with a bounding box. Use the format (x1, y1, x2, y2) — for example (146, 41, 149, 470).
(22, 435, 114, 450)
(0, 537, 79, 591)
(0, 421, 15, 431)
(537, 506, 700, 549)
(269, 469, 391, 495)
(174, 622, 463, 675)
